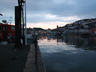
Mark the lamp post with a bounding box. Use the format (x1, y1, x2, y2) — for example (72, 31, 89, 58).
(24, 0, 27, 45)
(15, 0, 26, 47)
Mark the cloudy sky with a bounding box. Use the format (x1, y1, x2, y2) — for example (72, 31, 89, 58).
(0, 0, 96, 29)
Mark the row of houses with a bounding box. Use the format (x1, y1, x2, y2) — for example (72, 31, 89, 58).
(47, 18, 96, 37)
(26, 18, 96, 38)
(63, 19, 96, 35)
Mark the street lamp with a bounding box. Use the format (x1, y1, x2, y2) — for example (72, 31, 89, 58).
(15, 0, 27, 47)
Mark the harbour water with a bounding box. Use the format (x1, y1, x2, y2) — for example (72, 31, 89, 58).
(38, 36, 96, 72)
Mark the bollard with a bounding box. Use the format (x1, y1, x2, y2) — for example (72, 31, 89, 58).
(34, 35, 38, 64)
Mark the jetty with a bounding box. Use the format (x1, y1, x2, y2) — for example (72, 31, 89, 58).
(24, 44, 46, 72)
(0, 43, 46, 72)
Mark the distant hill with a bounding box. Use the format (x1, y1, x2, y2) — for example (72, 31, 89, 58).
(33, 28, 44, 30)
(54, 18, 96, 30)
(27, 27, 46, 32)
(73, 18, 96, 25)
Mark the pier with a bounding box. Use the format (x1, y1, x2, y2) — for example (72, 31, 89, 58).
(24, 44, 46, 72)
(0, 43, 46, 72)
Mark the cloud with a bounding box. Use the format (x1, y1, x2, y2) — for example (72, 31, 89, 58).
(27, 21, 67, 29)
(1, 0, 96, 18)
(27, 13, 80, 23)
(0, 0, 96, 28)
(26, 0, 96, 24)
(26, 0, 96, 17)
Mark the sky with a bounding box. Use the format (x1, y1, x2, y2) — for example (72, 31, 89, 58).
(0, 0, 96, 29)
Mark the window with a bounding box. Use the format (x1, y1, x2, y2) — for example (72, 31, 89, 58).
(3, 26, 7, 31)
(11, 26, 15, 31)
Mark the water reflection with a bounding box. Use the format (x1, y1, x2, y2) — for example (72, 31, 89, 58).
(38, 36, 96, 72)
(38, 37, 79, 54)
(63, 36, 96, 50)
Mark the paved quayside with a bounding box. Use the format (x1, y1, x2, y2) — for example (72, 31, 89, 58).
(0, 44, 46, 72)
(24, 44, 46, 72)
